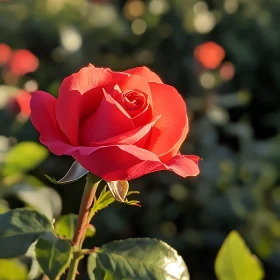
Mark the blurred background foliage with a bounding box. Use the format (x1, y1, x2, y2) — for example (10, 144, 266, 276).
(0, 0, 280, 279)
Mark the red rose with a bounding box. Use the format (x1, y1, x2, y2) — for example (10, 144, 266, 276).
(0, 43, 12, 65)
(30, 65, 199, 180)
(7, 90, 31, 118)
(15, 90, 32, 117)
(194, 41, 225, 70)
(9, 49, 39, 76)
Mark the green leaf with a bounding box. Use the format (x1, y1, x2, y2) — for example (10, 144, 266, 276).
(15, 184, 62, 220)
(44, 174, 58, 184)
(87, 253, 107, 280)
(0, 259, 28, 280)
(0, 208, 52, 258)
(90, 186, 140, 218)
(3, 142, 48, 176)
(88, 238, 189, 280)
(0, 199, 9, 214)
(55, 214, 76, 240)
(25, 242, 41, 280)
(55, 214, 95, 240)
(91, 186, 116, 214)
(45, 160, 88, 184)
(215, 231, 264, 280)
(35, 232, 72, 280)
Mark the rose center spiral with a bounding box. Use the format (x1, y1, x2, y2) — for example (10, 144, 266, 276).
(122, 90, 145, 111)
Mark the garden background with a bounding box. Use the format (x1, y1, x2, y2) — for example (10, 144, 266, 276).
(0, 0, 280, 279)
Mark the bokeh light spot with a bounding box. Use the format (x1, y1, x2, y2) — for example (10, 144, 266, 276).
(219, 62, 235, 81)
(224, 0, 238, 14)
(169, 184, 189, 201)
(124, 0, 146, 20)
(24, 80, 38, 93)
(193, 1, 208, 14)
(207, 106, 229, 125)
(60, 26, 82, 53)
(194, 12, 216, 34)
(200, 72, 215, 89)
(131, 19, 147, 35)
(149, 0, 169, 15)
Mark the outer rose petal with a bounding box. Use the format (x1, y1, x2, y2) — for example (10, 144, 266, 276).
(71, 145, 199, 181)
(30, 93, 104, 157)
(56, 65, 128, 145)
(159, 122, 189, 162)
(56, 66, 111, 145)
(82, 69, 129, 119)
(166, 154, 200, 177)
(125, 66, 163, 84)
(146, 83, 188, 159)
(90, 114, 161, 147)
(30, 91, 72, 155)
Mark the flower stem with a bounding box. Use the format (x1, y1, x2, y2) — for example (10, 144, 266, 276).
(66, 257, 80, 280)
(66, 173, 101, 280)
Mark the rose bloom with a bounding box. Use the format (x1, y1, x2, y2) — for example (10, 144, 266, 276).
(194, 41, 225, 70)
(15, 90, 32, 117)
(9, 49, 39, 76)
(7, 90, 31, 118)
(30, 65, 200, 180)
(0, 43, 12, 65)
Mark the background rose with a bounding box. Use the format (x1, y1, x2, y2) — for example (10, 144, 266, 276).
(9, 49, 39, 76)
(30, 65, 199, 180)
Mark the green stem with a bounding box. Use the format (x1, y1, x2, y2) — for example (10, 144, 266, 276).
(66, 173, 101, 280)
(66, 257, 79, 280)
(86, 204, 98, 231)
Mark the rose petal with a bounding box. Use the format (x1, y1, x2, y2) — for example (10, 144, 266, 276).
(82, 70, 129, 120)
(79, 90, 135, 145)
(165, 154, 200, 177)
(71, 147, 157, 181)
(30, 91, 72, 155)
(146, 83, 188, 159)
(56, 66, 112, 145)
(56, 66, 128, 145)
(118, 74, 152, 97)
(71, 145, 199, 180)
(116, 74, 153, 126)
(159, 123, 189, 162)
(90, 114, 161, 147)
(125, 66, 163, 84)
